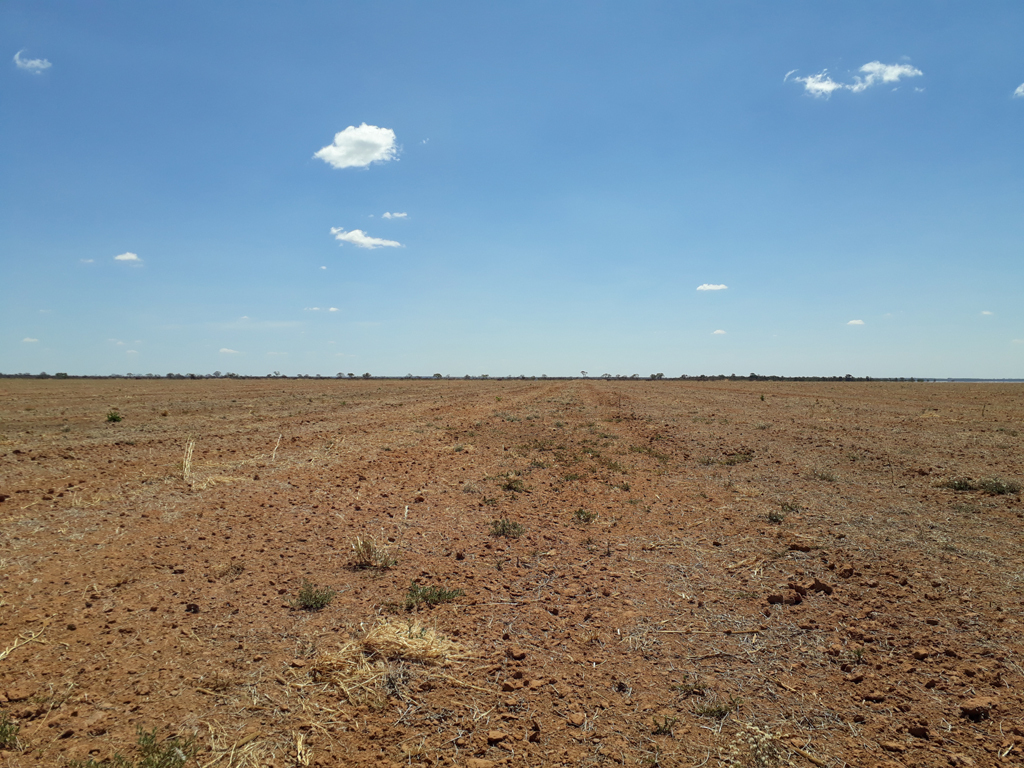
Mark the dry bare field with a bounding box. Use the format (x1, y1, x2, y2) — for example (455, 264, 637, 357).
(1, 379, 1022, 768)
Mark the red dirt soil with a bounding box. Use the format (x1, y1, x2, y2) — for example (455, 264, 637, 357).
(1, 379, 1022, 768)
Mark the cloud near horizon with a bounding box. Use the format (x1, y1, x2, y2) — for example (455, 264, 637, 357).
(788, 61, 923, 98)
(382, 212, 407, 219)
(114, 252, 141, 263)
(697, 284, 728, 291)
(847, 319, 865, 325)
(713, 329, 726, 335)
(22, 337, 38, 342)
(1014, 83, 1024, 98)
(330, 227, 402, 249)
(14, 50, 51, 74)
(220, 348, 240, 354)
(314, 124, 397, 169)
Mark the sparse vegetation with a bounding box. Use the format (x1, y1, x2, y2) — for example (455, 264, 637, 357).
(573, 507, 597, 524)
(501, 477, 526, 493)
(0, 712, 19, 750)
(694, 694, 740, 719)
(405, 582, 464, 609)
(938, 476, 1020, 495)
(68, 726, 197, 768)
(490, 518, 524, 538)
(291, 579, 336, 611)
(106, 410, 123, 423)
(652, 715, 677, 735)
(766, 509, 786, 524)
(811, 468, 836, 482)
(351, 536, 398, 569)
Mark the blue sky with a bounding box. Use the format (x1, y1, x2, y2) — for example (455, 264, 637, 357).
(3, 2, 1023, 378)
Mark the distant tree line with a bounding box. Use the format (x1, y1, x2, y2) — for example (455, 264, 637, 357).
(0, 371, 942, 382)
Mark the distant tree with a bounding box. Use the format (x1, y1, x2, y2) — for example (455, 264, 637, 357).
(581, 371, 588, 378)
(273, 371, 281, 377)
(213, 371, 222, 378)
(347, 373, 354, 378)
(362, 372, 371, 379)
(433, 373, 442, 379)
(630, 373, 639, 379)
(650, 373, 664, 380)
(55, 372, 68, 379)
(602, 373, 611, 379)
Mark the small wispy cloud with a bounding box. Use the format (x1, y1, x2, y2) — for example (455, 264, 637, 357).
(304, 307, 321, 311)
(114, 252, 141, 263)
(1014, 83, 1024, 99)
(712, 329, 726, 335)
(1013, 339, 1024, 345)
(981, 310, 994, 316)
(329, 307, 339, 312)
(80, 258, 94, 264)
(330, 227, 402, 249)
(314, 124, 397, 169)
(320, 266, 327, 270)
(382, 212, 407, 219)
(789, 61, 923, 98)
(22, 337, 38, 343)
(220, 348, 240, 354)
(847, 319, 865, 325)
(14, 50, 51, 74)
(126, 349, 138, 354)
(697, 284, 728, 291)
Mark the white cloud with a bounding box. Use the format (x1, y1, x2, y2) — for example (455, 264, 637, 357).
(981, 310, 993, 315)
(329, 307, 339, 312)
(220, 348, 240, 354)
(80, 258, 94, 264)
(22, 337, 38, 343)
(712, 329, 726, 335)
(697, 283, 728, 291)
(791, 61, 923, 98)
(793, 72, 846, 98)
(114, 252, 141, 263)
(1013, 339, 1024, 345)
(304, 307, 321, 311)
(126, 349, 138, 354)
(320, 265, 327, 269)
(14, 50, 51, 74)
(847, 319, 865, 325)
(382, 212, 408, 219)
(330, 227, 402, 249)
(314, 124, 397, 169)
(850, 61, 923, 92)
(1013, 83, 1024, 98)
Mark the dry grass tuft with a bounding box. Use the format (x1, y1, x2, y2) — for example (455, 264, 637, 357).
(312, 618, 468, 705)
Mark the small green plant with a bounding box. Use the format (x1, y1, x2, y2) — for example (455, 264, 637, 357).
(766, 509, 785, 524)
(760, 394, 765, 401)
(350, 537, 397, 569)
(851, 647, 866, 663)
(671, 675, 706, 697)
(563, 472, 581, 481)
(720, 452, 754, 466)
(291, 579, 336, 611)
(501, 477, 527, 493)
(490, 518, 524, 538)
(573, 508, 597, 524)
(405, 582, 464, 609)
(652, 715, 677, 735)
(780, 500, 800, 514)
(106, 410, 123, 423)
(811, 468, 836, 482)
(482, 495, 499, 507)
(694, 695, 740, 720)
(0, 712, 20, 750)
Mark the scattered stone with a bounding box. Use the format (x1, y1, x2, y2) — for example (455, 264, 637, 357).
(908, 724, 930, 739)
(960, 697, 997, 721)
(466, 759, 495, 768)
(879, 741, 905, 753)
(912, 648, 930, 661)
(486, 730, 508, 744)
(507, 646, 526, 661)
(567, 712, 586, 727)
(5, 686, 33, 702)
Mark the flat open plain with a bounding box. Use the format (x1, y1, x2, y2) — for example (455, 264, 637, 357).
(1, 379, 1022, 768)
